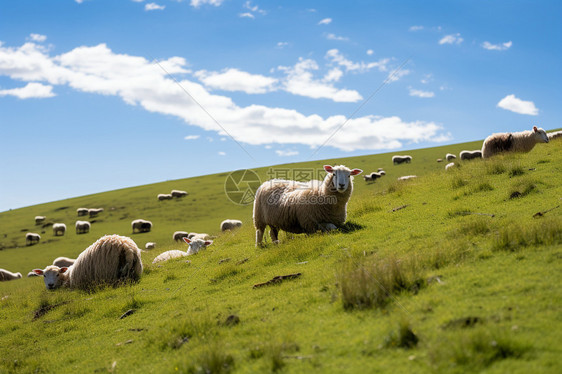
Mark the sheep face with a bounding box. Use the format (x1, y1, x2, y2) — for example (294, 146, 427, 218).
(182, 237, 212, 255)
(324, 165, 362, 193)
(533, 126, 549, 143)
(33, 266, 68, 290)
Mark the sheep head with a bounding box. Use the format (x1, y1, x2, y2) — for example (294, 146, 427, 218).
(33, 265, 69, 290)
(324, 165, 362, 193)
(183, 237, 213, 255)
(533, 126, 549, 143)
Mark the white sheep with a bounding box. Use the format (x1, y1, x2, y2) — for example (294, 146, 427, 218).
(77, 208, 89, 216)
(173, 231, 189, 242)
(379, 170, 386, 175)
(35, 216, 46, 225)
(52, 256, 75, 268)
(548, 130, 562, 140)
(397, 175, 417, 181)
(152, 238, 212, 264)
(27, 271, 39, 277)
(363, 172, 382, 182)
(52, 223, 66, 236)
(0, 269, 22, 281)
(253, 165, 362, 246)
(437, 158, 443, 163)
(33, 234, 143, 290)
(187, 232, 211, 240)
(158, 193, 173, 201)
(171, 190, 188, 198)
(88, 208, 104, 218)
(145, 242, 156, 250)
(132, 219, 152, 233)
(26, 232, 41, 246)
(445, 162, 456, 170)
(221, 219, 243, 232)
(446, 153, 456, 161)
(392, 155, 412, 165)
(481, 126, 549, 159)
(75, 221, 91, 234)
(459, 150, 483, 161)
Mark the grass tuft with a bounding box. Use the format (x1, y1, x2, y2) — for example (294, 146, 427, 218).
(493, 218, 562, 251)
(180, 342, 235, 374)
(383, 320, 419, 349)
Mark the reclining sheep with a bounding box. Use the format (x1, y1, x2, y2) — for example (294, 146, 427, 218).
(132, 219, 152, 233)
(26, 232, 41, 246)
(158, 194, 173, 201)
(145, 242, 156, 250)
(253, 164, 362, 246)
(152, 238, 212, 264)
(53, 223, 66, 236)
(445, 162, 456, 171)
(392, 155, 412, 165)
(33, 234, 143, 290)
(171, 190, 188, 198)
(188, 232, 211, 240)
(173, 231, 189, 242)
(0, 269, 22, 281)
(53, 256, 75, 268)
(481, 126, 549, 158)
(548, 130, 562, 140)
(75, 221, 91, 234)
(459, 150, 482, 161)
(220, 219, 243, 232)
(445, 153, 456, 161)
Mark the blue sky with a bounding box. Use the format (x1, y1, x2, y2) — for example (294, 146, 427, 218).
(0, 0, 560, 211)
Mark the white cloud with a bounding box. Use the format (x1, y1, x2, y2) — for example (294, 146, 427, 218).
(145, 3, 165, 11)
(75, 0, 84, 3)
(326, 33, 349, 42)
(0, 82, 55, 99)
(409, 25, 424, 31)
(275, 149, 299, 157)
(28, 34, 47, 42)
(243, 1, 266, 16)
(497, 94, 538, 116)
(325, 49, 389, 73)
(276, 42, 289, 49)
(184, 135, 200, 140)
(420, 74, 433, 84)
(218, 151, 226, 156)
(386, 68, 410, 83)
(0, 41, 450, 151)
(366, 49, 373, 56)
(195, 68, 278, 94)
(409, 87, 434, 98)
(323, 68, 343, 83)
(482, 41, 512, 51)
(190, 0, 224, 8)
(318, 18, 332, 25)
(239, 12, 254, 19)
(131, 0, 144, 2)
(439, 33, 463, 45)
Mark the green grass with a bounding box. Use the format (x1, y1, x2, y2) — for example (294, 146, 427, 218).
(0, 138, 561, 373)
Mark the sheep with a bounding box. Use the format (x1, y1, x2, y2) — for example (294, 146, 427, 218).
(158, 193, 173, 201)
(171, 190, 188, 198)
(459, 150, 483, 161)
(548, 130, 562, 140)
(173, 231, 189, 242)
(77, 208, 89, 216)
(53, 256, 75, 268)
(446, 153, 456, 161)
(52, 223, 66, 236)
(392, 155, 412, 165)
(132, 219, 152, 233)
(0, 269, 22, 281)
(363, 172, 382, 182)
(35, 216, 46, 225)
(437, 158, 443, 163)
(187, 232, 211, 240)
(33, 234, 143, 290)
(75, 221, 91, 234)
(377, 168, 384, 172)
(26, 232, 41, 246)
(27, 271, 39, 277)
(379, 170, 386, 176)
(152, 238, 212, 264)
(253, 164, 362, 246)
(445, 162, 456, 170)
(145, 242, 156, 250)
(221, 219, 243, 232)
(481, 126, 549, 159)
(88, 208, 104, 218)
(397, 175, 417, 181)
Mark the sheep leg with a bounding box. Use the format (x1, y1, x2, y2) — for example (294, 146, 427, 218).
(318, 223, 337, 232)
(256, 229, 264, 247)
(270, 227, 279, 244)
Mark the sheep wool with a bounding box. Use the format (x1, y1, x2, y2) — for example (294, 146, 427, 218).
(0, 269, 22, 281)
(481, 126, 549, 158)
(220, 219, 243, 231)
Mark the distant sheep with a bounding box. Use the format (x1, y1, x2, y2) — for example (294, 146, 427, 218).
(158, 194, 173, 201)
(52, 256, 75, 268)
(171, 190, 188, 198)
(145, 242, 156, 250)
(0, 269, 22, 281)
(253, 165, 362, 246)
(221, 219, 243, 232)
(75, 221, 91, 234)
(392, 155, 412, 165)
(377, 168, 384, 172)
(26, 232, 41, 246)
(77, 208, 89, 217)
(52, 223, 66, 236)
(173, 231, 189, 242)
(445, 162, 456, 171)
(132, 219, 152, 233)
(437, 158, 443, 163)
(187, 232, 211, 240)
(446, 153, 456, 161)
(363, 172, 382, 182)
(460, 150, 483, 161)
(35, 216, 46, 225)
(33, 234, 143, 290)
(397, 175, 417, 181)
(481, 126, 549, 159)
(27, 271, 39, 277)
(379, 170, 386, 175)
(548, 130, 562, 140)
(152, 238, 212, 264)
(88, 208, 104, 218)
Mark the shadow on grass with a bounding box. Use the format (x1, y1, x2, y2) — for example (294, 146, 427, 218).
(338, 221, 365, 234)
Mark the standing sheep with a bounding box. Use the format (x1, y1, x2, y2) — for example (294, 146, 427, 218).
(145, 242, 156, 250)
(459, 150, 483, 161)
(33, 234, 143, 290)
(481, 126, 549, 159)
(445, 153, 456, 161)
(75, 221, 91, 234)
(253, 165, 362, 246)
(132, 219, 152, 233)
(392, 155, 412, 165)
(88, 208, 104, 218)
(173, 231, 190, 242)
(152, 238, 212, 264)
(158, 194, 173, 201)
(221, 219, 243, 232)
(77, 208, 89, 217)
(171, 190, 188, 198)
(548, 130, 562, 140)
(26, 233, 41, 246)
(52, 223, 66, 236)
(52, 256, 75, 268)
(35, 216, 46, 225)
(0, 269, 22, 281)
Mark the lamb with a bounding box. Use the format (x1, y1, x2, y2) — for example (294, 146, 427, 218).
(187, 232, 211, 240)
(53, 256, 75, 268)
(52, 223, 66, 236)
(171, 190, 188, 198)
(132, 219, 152, 233)
(253, 165, 362, 246)
(173, 231, 190, 242)
(158, 193, 173, 201)
(145, 242, 156, 250)
(35, 216, 46, 225)
(459, 150, 483, 161)
(152, 238, 212, 264)
(446, 153, 456, 161)
(397, 175, 417, 181)
(77, 208, 89, 216)
(481, 126, 549, 159)
(392, 155, 412, 165)
(88, 208, 104, 218)
(221, 219, 243, 232)
(0, 269, 22, 281)
(26, 232, 41, 246)
(548, 130, 562, 140)
(33, 234, 143, 290)
(75, 221, 91, 234)
(445, 162, 456, 170)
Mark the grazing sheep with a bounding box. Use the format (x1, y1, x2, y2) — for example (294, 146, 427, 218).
(446, 153, 456, 161)
(88, 208, 104, 218)
(437, 158, 443, 163)
(26, 232, 41, 246)
(158, 193, 173, 201)
(253, 164, 362, 246)
(27, 271, 39, 277)
(548, 130, 562, 140)
(445, 162, 456, 170)
(481, 126, 549, 159)
(52, 223, 66, 236)
(52, 257, 75, 268)
(75, 221, 91, 234)
(171, 190, 188, 198)
(0, 269, 22, 281)
(77, 208, 89, 216)
(397, 175, 417, 181)
(379, 170, 386, 175)
(173, 231, 190, 242)
(132, 219, 152, 233)
(152, 238, 212, 264)
(363, 172, 382, 182)
(33, 234, 143, 290)
(145, 242, 156, 250)
(187, 232, 211, 240)
(459, 150, 483, 161)
(35, 216, 46, 225)
(392, 155, 412, 165)
(221, 219, 243, 232)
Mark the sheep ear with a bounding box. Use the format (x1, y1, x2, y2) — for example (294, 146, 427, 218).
(59, 267, 68, 274)
(324, 165, 334, 173)
(533, 126, 538, 132)
(183, 237, 191, 244)
(33, 269, 44, 276)
(204, 240, 213, 246)
(350, 169, 363, 176)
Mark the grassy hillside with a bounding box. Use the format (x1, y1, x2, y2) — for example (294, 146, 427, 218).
(0, 138, 561, 373)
